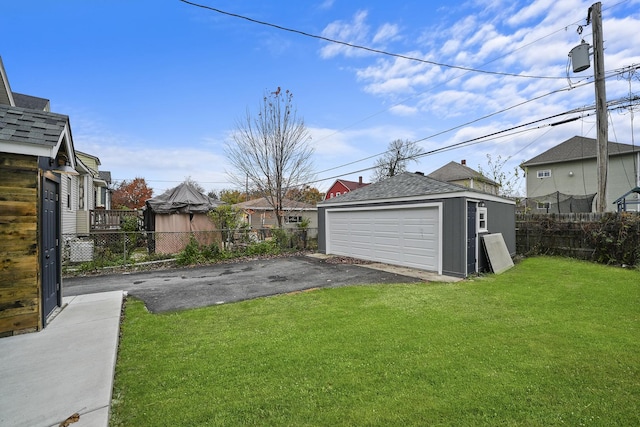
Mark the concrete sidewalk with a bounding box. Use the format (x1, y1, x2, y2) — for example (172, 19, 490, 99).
(0, 291, 124, 427)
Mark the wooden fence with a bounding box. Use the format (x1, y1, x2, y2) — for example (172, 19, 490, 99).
(516, 212, 640, 264)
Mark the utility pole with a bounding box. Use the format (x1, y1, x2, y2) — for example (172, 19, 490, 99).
(590, 2, 608, 212)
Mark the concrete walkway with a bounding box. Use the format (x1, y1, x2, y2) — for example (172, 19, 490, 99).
(0, 291, 124, 427)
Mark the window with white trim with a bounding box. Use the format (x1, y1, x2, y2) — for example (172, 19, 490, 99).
(286, 215, 303, 224)
(67, 177, 72, 210)
(477, 207, 488, 233)
(537, 169, 551, 178)
(537, 202, 550, 210)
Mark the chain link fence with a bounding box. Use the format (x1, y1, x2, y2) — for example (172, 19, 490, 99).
(62, 228, 318, 267)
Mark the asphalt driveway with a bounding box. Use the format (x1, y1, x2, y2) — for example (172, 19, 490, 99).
(63, 255, 424, 313)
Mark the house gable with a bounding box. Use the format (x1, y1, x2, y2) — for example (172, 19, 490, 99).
(0, 57, 15, 107)
(428, 160, 499, 195)
(324, 177, 369, 200)
(0, 105, 74, 164)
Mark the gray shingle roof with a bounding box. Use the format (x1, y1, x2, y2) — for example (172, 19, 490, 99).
(320, 172, 474, 204)
(428, 161, 498, 185)
(98, 171, 112, 184)
(12, 93, 50, 111)
(521, 136, 640, 167)
(0, 104, 68, 147)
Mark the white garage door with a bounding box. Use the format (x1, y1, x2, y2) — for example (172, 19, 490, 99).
(326, 205, 441, 273)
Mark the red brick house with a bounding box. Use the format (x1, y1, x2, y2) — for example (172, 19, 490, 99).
(324, 176, 369, 200)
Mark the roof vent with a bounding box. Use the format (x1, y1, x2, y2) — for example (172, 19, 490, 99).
(415, 171, 424, 176)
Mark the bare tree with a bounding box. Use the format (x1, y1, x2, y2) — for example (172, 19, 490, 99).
(183, 176, 206, 194)
(371, 139, 422, 182)
(225, 88, 315, 227)
(478, 154, 523, 198)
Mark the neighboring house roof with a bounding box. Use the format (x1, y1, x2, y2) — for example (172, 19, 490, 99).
(428, 161, 498, 186)
(320, 171, 495, 205)
(12, 92, 50, 111)
(98, 171, 112, 184)
(0, 104, 74, 161)
(235, 197, 316, 211)
(146, 183, 225, 214)
(521, 136, 640, 167)
(335, 178, 369, 191)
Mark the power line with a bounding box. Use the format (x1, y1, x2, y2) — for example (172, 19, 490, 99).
(313, 66, 636, 178)
(313, 79, 594, 176)
(308, 95, 640, 187)
(178, 0, 567, 80)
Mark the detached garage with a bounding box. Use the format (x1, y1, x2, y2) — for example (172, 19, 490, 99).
(317, 172, 516, 278)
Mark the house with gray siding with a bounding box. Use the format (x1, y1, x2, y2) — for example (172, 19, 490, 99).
(520, 136, 640, 212)
(317, 171, 515, 278)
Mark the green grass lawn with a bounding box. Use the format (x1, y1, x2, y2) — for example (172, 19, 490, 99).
(110, 257, 640, 426)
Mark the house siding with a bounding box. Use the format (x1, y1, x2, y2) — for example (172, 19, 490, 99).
(61, 175, 77, 235)
(0, 153, 41, 336)
(525, 153, 639, 212)
(326, 182, 350, 199)
(441, 198, 466, 278)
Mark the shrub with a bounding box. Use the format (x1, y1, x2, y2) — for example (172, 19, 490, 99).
(271, 228, 290, 250)
(586, 212, 640, 266)
(175, 236, 203, 266)
(244, 240, 278, 256)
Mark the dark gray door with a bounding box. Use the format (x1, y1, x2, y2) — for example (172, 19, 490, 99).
(466, 202, 477, 276)
(42, 178, 60, 321)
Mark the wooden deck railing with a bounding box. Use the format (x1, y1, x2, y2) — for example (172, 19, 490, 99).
(90, 209, 141, 230)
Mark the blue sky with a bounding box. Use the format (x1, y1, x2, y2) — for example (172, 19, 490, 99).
(2, 0, 640, 196)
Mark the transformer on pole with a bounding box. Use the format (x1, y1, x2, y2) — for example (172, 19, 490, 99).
(569, 2, 608, 212)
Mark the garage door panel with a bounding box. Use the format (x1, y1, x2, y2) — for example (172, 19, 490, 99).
(326, 207, 440, 272)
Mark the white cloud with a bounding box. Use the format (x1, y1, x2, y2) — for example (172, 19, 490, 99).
(389, 104, 418, 116)
(319, 10, 371, 58)
(507, 0, 556, 26)
(372, 23, 400, 44)
(318, 0, 334, 10)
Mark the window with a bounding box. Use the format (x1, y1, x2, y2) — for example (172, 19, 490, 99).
(330, 193, 334, 198)
(336, 192, 341, 196)
(78, 178, 84, 209)
(67, 177, 72, 209)
(477, 207, 488, 233)
(537, 169, 551, 178)
(537, 202, 550, 210)
(286, 215, 303, 224)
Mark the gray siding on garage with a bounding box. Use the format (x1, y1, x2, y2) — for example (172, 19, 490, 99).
(441, 198, 466, 277)
(317, 206, 327, 252)
(486, 200, 516, 254)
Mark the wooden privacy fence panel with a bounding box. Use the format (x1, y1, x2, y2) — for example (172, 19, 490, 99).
(516, 213, 640, 265)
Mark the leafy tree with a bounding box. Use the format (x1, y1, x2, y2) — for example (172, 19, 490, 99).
(111, 177, 153, 209)
(285, 185, 324, 205)
(225, 87, 315, 227)
(371, 139, 421, 183)
(208, 205, 243, 249)
(478, 154, 523, 198)
(219, 189, 246, 205)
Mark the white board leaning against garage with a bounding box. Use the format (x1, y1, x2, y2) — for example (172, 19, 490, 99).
(482, 233, 514, 274)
